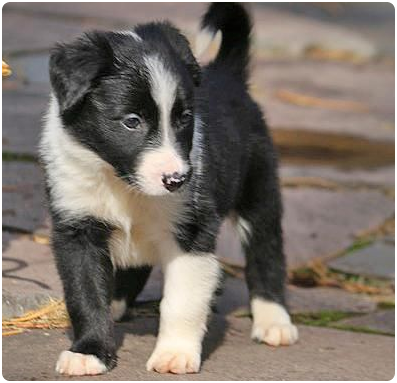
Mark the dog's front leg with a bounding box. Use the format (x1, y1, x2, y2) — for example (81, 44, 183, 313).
(147, 252, 220, 374)
(52, 217, 116, 376)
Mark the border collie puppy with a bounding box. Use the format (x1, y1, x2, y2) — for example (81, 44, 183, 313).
(40, 3, 298, 376)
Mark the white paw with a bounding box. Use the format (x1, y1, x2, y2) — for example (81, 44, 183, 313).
(146, 346, 201, 374)
(252, 322, 299, 346)
(111, 298, 127, 321)
(55, 350, 107, 376)
(250, 298, 299, 347)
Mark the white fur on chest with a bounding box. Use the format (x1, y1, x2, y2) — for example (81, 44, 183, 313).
(40, 98, 187, 268)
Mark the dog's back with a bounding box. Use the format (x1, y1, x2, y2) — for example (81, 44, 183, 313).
(190, 4, 278, 218)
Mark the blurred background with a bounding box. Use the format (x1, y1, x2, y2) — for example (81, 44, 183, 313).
(2, 3, 395, 380)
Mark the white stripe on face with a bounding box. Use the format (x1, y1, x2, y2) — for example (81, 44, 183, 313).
(143, 55, 177, 146)
(135, 55, 189, 196)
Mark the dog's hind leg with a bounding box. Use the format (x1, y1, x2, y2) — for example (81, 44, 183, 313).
(241, 215, 298, 346)
(237, 152, 298, 347)
(112, 266, 152, 321)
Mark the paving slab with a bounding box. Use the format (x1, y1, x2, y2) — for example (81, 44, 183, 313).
(3, 83, 50, 155)
(3, 2, 205, 33)
(2, 291, 56, 320)
(10, 53, 50, 85)
(287, 285, 377, 315)
(2, 317, 394, 380)
(283, 188, 394, 268)
(280, 164, 395, 188)
(264, 3, 395, 57)
(253, 4, 377, 59)
(136, 266, 162, 303)
(216, 277, 377, 316)
(5, 3, 380, 60)
(4, 187, 389, 302)
(328, 240, 395, 280)
(336, 310, 395, 335)
(2, 234, 377, 319)
(2, 232, 62, 318)
(215, 188, 395, 270)
(2, 9, 111, 54)
(2, 162, 48, 233)
(253, 61, 394, 142)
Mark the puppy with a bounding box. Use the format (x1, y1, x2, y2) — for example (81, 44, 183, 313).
(40, 3, 298, 376)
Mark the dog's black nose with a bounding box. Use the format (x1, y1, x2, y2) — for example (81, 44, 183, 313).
(162, 172, 186, 192)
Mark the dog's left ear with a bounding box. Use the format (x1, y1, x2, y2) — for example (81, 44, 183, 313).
(49, 32, 113, 114)
(158, 22, 201, 86)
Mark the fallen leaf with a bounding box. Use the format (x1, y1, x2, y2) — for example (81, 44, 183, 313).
(32, 234, 50, 245)
(2, 329, 23, 336)
(275, 89, 369, 112)
(304, 45, 367, 64)
(281, 177, 342, 190)
(2, 60, 12, 77)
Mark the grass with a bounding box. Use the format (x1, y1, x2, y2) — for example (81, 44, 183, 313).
(344, 237, 373, 254)
(292, 310, 395, 337)
(290, 256, 393, 295)
(3, 151, 37, 163)
(377, 301, 395, 310)
(292, 310, 353, 327)
(330, 324, 394, 337)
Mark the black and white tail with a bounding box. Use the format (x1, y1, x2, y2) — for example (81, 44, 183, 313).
(196, 3, 252, 79)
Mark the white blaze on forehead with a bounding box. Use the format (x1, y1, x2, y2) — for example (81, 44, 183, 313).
(143, 55, 178, 145)
(135, 55, 187, 196)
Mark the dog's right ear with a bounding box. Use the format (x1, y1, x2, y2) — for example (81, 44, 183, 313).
(49, 32, 112, 114)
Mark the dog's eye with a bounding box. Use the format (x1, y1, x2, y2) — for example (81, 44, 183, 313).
(121, 114, 142, 130)
(179, 110, 193, 127)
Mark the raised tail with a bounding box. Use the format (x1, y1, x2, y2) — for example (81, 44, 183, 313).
(197, 3, 252, 79)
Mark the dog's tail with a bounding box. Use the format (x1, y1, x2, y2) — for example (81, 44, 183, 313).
(196, 3, 251, 79)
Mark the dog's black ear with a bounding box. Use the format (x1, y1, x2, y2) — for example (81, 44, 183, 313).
(49, 32, 113, 114)
(159, 22, 201, 86)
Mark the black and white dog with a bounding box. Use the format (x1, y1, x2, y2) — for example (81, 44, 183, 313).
(40, 3, 298, 376)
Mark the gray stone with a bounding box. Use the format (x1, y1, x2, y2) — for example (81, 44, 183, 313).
(2, 9, 109, 54)
(254, 61, 395, 142)
(5, 3, 379, 60)
(11, 54, 50, 85)
(283, 188, 394, 269)
(3, 3, 206, 40)
(336, 310, 395, 335)
(328, 240, 395, 279)
(2, 232, 62, 318)
(253, 5, 376, 59)
(3, 162, 48, 233)
(215, 276, 250, 316)
(2, 320, 394, 380)
(288, 286, 377, 314)
(280, 164, 395, 188)
(3, 83, 50, 155)
(2, 291, 55, 319)
(196, 188, 394, 270)
(216, 217, 246, 268)
(262, 3, 394, 57)
(136, 266, 163, 303)
(215, 277, 377, 316)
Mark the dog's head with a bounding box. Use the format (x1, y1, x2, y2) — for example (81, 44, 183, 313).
(49, 23, 201, 196)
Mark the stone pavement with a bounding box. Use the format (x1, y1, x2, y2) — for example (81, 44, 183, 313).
(2, 2, 395, 380)
(3, 319, 395, 381)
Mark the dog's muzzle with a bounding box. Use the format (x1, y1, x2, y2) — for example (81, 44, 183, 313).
(161, 172, 187, 192)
